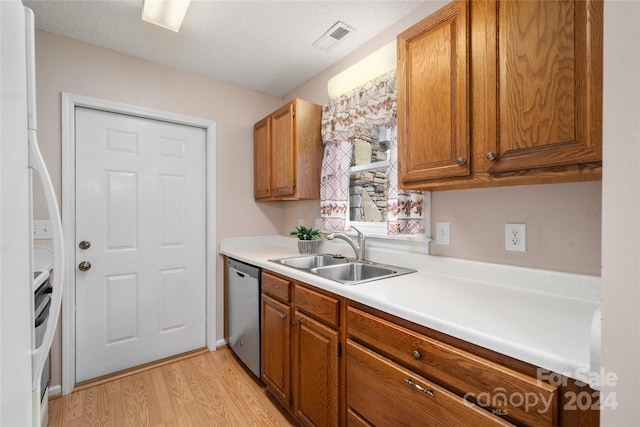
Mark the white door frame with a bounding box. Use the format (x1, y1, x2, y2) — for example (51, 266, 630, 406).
(61, 92, 217, 395)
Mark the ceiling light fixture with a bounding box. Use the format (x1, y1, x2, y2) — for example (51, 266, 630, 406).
(313, 21, 355, 51)
(142, 0, 192, 32)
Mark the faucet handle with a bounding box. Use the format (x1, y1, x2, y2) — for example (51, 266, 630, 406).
(350, 226, 364, 241)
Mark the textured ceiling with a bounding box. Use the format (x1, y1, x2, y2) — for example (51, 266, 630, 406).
(24, 0, 425, 97)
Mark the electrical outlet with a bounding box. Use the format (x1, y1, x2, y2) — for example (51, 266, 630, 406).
(435, 222, 451, 245)
(505, 223, 526, 252)
(33, 220, 53, 240)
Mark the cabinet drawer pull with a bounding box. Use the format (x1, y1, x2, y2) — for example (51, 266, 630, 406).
(486, 151, 497, 161)
(412, 350, 422, 360)
(404, 378, 434, 396)
(281, 314, 287, 320)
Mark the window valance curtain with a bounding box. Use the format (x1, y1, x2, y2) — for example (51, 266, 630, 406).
(320, 70, 425, 235)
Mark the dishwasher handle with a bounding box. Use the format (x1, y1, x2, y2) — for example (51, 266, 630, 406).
(227, 258, 261, 280)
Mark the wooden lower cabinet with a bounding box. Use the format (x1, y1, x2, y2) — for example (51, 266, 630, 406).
(261, 272, 341, 426)
(261, 293, 291, 406)
(346, 306, 557, 426)
(259, 272, 598, 427)
(347, 340, 513, 426)
(293, 311, 340, 427)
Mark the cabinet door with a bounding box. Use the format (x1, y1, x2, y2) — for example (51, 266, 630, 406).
(397, 0, 470, 185)
(254, 116, 271, 199)
(293, 311, 339, 427)
(484, 0, 603, 173)
(261, 294, 291, 406)
(271, 102, 296, 198)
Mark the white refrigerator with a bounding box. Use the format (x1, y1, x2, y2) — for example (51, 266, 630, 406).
(1, 1, 64, 426)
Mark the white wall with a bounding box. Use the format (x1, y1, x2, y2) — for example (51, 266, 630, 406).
(601, 1, 640, 424)
(33, 31, 283, 389)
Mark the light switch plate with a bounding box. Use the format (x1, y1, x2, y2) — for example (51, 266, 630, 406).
(435, 222, 451, 245)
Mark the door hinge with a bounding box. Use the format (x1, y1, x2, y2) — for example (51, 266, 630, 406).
(292, 180, 296, 189)
(292, 109, 295, 118)
(337, 342, 342, 357)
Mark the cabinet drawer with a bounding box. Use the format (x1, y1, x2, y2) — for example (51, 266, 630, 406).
(347, 307, 558, 426)
(262, 272, 291, 303)
(347, 340, 513, 427)
(295, 284, 339, 328)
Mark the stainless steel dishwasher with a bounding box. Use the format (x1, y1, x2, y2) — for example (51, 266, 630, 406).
(227, 258, 261, 378)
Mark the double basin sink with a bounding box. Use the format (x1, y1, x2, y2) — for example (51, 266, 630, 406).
(270, 254, 416, 285)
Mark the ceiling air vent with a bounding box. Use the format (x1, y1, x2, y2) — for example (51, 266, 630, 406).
(313, 21, 355, 51)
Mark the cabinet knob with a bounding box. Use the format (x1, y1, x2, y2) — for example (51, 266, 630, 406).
(412, 350, 422, 360)
(456, 156, 466, 166)
(486, 151, 497, 161)
(292, 320, 298, 326)
(78, 261, 92, 272)
(78, 240, 91, 250)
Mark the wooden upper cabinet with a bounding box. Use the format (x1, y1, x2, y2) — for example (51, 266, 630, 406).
(397, 0, 470, 186)
(397, 0, 603, 190)
(253, 116, 271, 199)
(254, 98, 322, 201)
(271, 103, 296, 198)
(484, 0, 603, 173)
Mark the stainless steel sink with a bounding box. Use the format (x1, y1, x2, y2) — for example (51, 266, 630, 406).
(270, 254, 415, 285)
(311, 263, 400, 284)
(275, 254, 348, 269)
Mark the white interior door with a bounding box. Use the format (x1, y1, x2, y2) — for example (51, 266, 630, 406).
(74, 107, 206, 382)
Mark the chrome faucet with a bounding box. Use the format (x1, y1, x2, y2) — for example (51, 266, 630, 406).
(326, 227, 366, 261)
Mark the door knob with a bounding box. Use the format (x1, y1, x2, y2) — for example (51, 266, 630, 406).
(78, 240, 91, 250)
(78, 261, 92, 271)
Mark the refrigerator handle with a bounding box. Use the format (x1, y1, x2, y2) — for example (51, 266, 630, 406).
(25, 7, 37, 130)
(28, 130, 64, 391)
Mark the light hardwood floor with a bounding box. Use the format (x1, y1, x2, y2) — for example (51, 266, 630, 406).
(49, 348, 296, 426)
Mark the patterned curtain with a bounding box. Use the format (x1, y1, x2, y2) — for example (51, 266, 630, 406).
(387, 125, 425, 235)
(320, 70, 425, 234)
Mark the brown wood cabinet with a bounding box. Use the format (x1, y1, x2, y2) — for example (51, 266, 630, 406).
(345, 302, 599, 427)
(261, 272, 292, 406)
(347, 340, 513, 427)
(253, 116, 271, 200)
(254, 99, 323, 201)
(397, 0, 603, 191)
(261, 273, 342, 427)
(258, 271, 598, 427)
(346, 306, 555, 426)
(293, 311, 339, 427)
(397, 0, 470, 183)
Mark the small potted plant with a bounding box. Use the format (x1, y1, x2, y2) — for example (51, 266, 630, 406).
(290, 225, 321, 254)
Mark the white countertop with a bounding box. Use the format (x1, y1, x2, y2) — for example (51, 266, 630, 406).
(220, 235, 601, 384)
